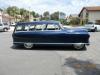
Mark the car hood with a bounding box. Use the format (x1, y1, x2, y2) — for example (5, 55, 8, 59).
(64, 28, 88, 33)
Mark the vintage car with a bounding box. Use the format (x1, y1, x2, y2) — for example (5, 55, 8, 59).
(12, 21, 90, 50)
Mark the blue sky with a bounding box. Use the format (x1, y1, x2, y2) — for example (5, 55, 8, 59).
(0, 0, 100, 16)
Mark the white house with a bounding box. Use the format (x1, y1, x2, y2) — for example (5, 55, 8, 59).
(79, 6, 100, 24)
(0, 11, 2, 23)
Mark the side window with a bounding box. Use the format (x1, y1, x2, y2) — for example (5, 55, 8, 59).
(46, 24, 60, 30)
(29, 25, 35, 31)
(35, 24, 45, 30)
(0, 24, 2, 26)
(16, 25, 23, 31)
(23, 25, 29, 31)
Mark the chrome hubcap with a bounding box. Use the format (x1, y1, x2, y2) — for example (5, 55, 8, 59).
(24, 43, 33, 49)
(4, 29, 8, 32)
(73, 44, 85, 49)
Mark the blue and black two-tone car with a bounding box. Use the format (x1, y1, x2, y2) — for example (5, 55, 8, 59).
(12, 21, 90, 50)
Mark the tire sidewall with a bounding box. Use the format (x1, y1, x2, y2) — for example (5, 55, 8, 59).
(3, 28, 8, 32)
(73, 44, 85, 50)
(24, 43, 33, 49)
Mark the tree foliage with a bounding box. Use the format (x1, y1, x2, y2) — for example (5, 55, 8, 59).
(43, 11, 50, 20)
(20, 8, 30, 21)
(5, 6, 68, 23)
(7, 6, 20, 17)
(31, 11, 35, 17)
(70, 17, 80, 25)
(50, 11, 59, 20)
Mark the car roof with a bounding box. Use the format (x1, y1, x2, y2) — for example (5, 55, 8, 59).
(16, 21, 60, 25)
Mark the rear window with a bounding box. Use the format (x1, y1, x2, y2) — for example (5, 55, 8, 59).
(87, 22, 93, 24)
(0, 24, 2, 26)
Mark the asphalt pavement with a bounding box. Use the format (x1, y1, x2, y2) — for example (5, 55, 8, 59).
(0, 31, 100, 75)
(0, 32, 62, 75)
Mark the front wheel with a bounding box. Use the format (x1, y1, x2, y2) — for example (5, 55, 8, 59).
(24, 43, 33, 49)
(73, 44, 85, 50)
(3, 28, 8, 32)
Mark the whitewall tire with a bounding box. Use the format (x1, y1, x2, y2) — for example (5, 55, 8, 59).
(3, 28, 8, 32)
(73, 44, 85, 50)
(24, 43, 33, 49)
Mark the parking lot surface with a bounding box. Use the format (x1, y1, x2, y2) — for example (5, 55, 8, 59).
(57, 32, 100, 75)
(0, 31, 100, 75)
(0, 32, 62, 75)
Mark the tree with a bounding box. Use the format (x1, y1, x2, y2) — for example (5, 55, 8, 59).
(70, 17, 80, 25)
(34, 13, 39, 18)
(31, 11, 36, 17)
(60, 19, 67, 25)
(43, 11, 49, 17)
(7, 6, 20, 17)
(20, 8, 30, 22)
(43, 11, 50, 20)
(50, 11, 59, 20)
(6, 6, 20, 21)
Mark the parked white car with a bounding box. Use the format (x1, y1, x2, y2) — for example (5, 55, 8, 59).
(0, 23, 10, 32)
(84, 22, 100, 32)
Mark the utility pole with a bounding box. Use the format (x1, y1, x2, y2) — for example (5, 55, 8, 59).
(29, 6, 31, 22)
(0, 11, 2, 23)
(59, 11, 60, 20)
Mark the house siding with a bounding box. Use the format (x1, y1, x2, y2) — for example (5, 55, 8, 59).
(82, 9, 87, 20)
(88, 11, 100, 22)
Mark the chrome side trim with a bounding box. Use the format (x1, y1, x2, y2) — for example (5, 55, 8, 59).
(13, 42, 90, 45)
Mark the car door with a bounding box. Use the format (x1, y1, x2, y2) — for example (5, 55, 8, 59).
(35, 24, 66, 43)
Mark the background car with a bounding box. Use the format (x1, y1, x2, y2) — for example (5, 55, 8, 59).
(12, 21, 90, 50)
(84, 22, 100, 32)
(10, 22, 16, 31)
(0, 23, 10, 32)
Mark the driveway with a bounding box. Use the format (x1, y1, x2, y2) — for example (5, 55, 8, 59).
(56, 32, 100, 75)
(0, 31, 100, 75)
(0, 32, 62, 75)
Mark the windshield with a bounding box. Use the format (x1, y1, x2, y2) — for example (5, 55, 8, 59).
(3, 23, 8, 25)
(86, 22, 94, 24)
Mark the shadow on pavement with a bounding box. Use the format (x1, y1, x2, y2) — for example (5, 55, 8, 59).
(64, 57, 100, 75)
(11, 45, 86, 51)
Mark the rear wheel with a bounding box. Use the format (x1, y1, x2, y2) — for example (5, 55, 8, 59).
(94, 27, 97, 32)
(73, 44, 85, 50)
(24, 43, 33, 49)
